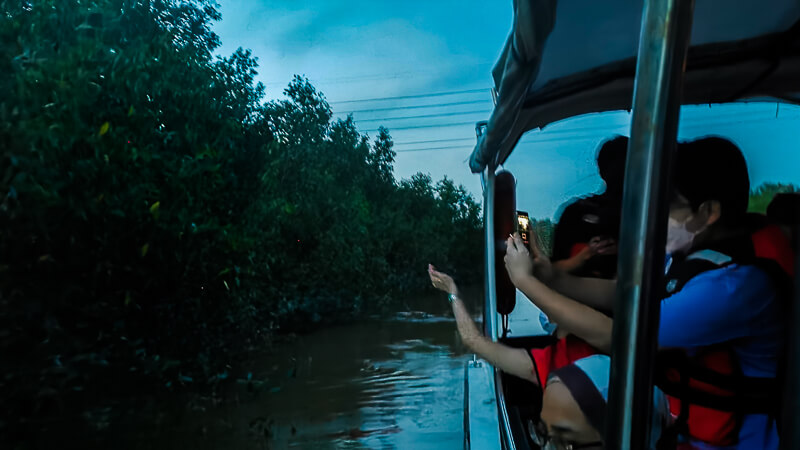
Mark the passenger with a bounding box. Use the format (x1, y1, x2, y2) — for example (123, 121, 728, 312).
(551, 136, 628, 280)
(536, 136, 628, 378)
(767, 192, 800, 250)
(505, 137, 787, 449)
(427, 265, 671, 449)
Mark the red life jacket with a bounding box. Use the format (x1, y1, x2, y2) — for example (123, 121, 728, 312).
(655, 221, 794, 447)
(529, 334, 600, 386)
(529, 243, 606, 385)
(526, 235, 622, 387)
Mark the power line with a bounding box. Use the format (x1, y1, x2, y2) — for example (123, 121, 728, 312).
(391, 112, 800, 154)
(396, 145, 471, 153)
(335, 99, 490, 115)
(395, 137, 475, 146)
(263, 62, 495, 87)
(354, 109, 491, 123)
(362, 120, 477, 132)
(394, 136, 598, 153)
(330, 88, 489, 105)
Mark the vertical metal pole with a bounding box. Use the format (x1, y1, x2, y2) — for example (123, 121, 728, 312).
(605, 0, 694, 449)
(781, 226, 800, 450)
(483, 166, 499, 342)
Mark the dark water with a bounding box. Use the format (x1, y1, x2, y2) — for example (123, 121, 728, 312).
(124, 292, 478, 450)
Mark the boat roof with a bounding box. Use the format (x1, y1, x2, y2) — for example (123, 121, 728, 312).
(469, 0, 800, 173)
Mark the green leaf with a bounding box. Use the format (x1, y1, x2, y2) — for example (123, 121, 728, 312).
(149, 201, 160, 220)
(99, 122, 110, 136)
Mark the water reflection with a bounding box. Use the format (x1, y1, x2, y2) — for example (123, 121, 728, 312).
(124, 293, 477, 450)
(269, 317, 467, 449)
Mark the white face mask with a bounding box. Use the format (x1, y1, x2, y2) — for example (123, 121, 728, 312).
(666, 216, 696, 255)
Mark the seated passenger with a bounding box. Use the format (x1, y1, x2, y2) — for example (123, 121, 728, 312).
(505, 137, 788, 449)
(552, 136, 628, 279)
(536, 354, 670, 450)
(540, 136, 626, 352)
(767, 192, 800, 250)
(427, 265, 671, 449)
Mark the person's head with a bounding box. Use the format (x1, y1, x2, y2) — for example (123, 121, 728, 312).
(596, 136, 629, 197)
(537, 357, 606, 449)
(767, 192, 800, 224)
(666, 137, 750, 255)
(534, 355, 670, 450)
(767, 192, 800, 247)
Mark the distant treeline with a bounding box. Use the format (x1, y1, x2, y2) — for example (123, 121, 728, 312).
(748, 182, 799, 214)
(0, 0, 482, 441)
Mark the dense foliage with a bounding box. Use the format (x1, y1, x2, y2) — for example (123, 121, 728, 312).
(0, 0, 482, 443)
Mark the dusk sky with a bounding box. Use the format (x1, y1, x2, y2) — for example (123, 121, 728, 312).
(212, 1, 800, 219)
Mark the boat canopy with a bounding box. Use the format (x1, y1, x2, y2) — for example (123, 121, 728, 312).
(469, 0, 800, 173)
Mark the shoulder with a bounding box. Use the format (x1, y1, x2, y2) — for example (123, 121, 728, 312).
(676, 263, 776, 305)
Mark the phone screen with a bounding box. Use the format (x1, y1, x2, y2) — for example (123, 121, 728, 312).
(517, 211, 531, 247)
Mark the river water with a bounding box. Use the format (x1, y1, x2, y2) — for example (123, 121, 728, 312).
(123, 291, 481, 450)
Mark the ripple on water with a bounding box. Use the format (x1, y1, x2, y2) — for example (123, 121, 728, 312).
(275, 324, 467, 449)
(125, 314, 470, 450)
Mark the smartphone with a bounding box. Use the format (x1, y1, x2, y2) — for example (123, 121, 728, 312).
(516, 210, 531, 247)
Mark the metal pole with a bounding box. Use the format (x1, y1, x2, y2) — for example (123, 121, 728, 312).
(483, 166, 499, 342)
(605, 0, 694, 448)
(781, 226, 800, 450)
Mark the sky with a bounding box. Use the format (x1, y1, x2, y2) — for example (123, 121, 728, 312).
(212, 1, 800, 219)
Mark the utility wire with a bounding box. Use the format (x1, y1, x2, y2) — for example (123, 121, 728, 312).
(395, 137, 475, 146)
(354, 109, 491, 123)
(363, 120, 478, 131)
(394, 136, 598, 153)
(392, 113, 800, 153)
(335, 99, 490, 115)
(396, 145, 473, 153)
(264, 62, 495, 87)
(330, 88, 489, 105)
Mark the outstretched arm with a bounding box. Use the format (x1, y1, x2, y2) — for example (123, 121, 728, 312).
(548, 270, 617, 312)
(526, 233, 617, 312)
(428, 265, 538, 385)
(504, 238, 614, 353)
(514, 274, 613, 354)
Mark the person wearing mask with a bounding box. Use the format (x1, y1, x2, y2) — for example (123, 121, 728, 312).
(506, 137, 788, 449)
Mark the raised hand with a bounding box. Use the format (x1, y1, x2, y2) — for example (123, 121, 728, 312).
(428, 264, 458, 295)
(521, 231, 555, 283)
(589, 237, 617, 256)
(504, 232, 534, 284)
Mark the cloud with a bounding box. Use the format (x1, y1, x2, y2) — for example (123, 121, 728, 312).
(214, 1, 498, 101)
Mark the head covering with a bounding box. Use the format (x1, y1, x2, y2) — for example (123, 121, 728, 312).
(549, 355, 672, 450)
(674, 137, 750, 222)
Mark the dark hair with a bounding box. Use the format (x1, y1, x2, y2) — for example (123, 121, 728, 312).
(767, 192, 800, 226)
(674, 137, 750, 222)
(596, 135, 628, 183)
